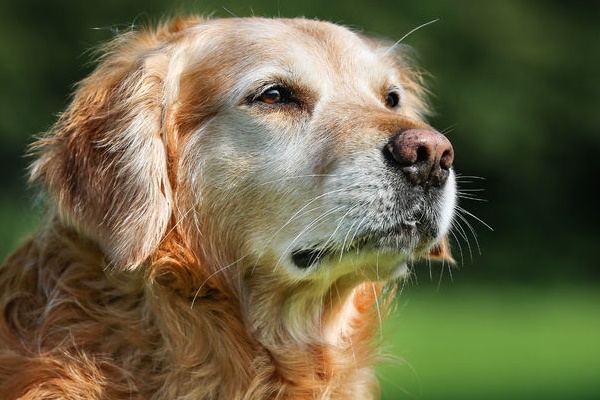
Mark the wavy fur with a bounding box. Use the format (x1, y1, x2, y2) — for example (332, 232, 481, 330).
(0, 17, 454, 399)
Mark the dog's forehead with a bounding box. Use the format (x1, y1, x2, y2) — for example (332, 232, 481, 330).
(184, 18, 397, 87)
(192, 18, 374, 53)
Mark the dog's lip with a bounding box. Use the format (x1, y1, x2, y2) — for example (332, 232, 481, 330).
(291, 248, 332, 269)
(290, 221, 424, 269)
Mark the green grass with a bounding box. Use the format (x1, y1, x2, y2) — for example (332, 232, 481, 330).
(378, 284, 600, 399)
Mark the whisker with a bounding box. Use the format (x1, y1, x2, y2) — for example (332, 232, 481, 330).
(384, 19, 440, 55)
(274, 206, 346, 270)
(371, 281, 385, 347)
(446, 258, 454, 283)
(456, 212, 482, 256)
(341, 214, 369, 262)
(455, 205, 493, 232)
(449, 230, 466, 266)
(280, 187, 354, 231)
(433, 257, 454, 289)
(439, 124, 457, 136)
(436, 259, 446, 290)
(452, 218, 474, 261)
(156, 204, 196, 248)
(339, 215, 363, 262)
(427, 255, 434, 281)
(251, 203, 331, 273)
(251, 186, 356, 272)
(455, 174, 487, 180)
(352, 217, 370, 256)
(221, 6, 238, 18)
(456, 181, 486, 187)
(191, 253, 251, 308)
(405, 259, 418, 287)
(320, 204, 360, 254)
(458, 194, 488, 202)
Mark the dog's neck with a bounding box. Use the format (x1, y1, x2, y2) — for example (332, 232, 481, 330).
(244, 274, 390, 398)
(8, 222, 389, 399)
(149, 232, 392, 399)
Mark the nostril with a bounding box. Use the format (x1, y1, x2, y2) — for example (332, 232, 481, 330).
(416, 146, 430, 164)
(440, 148, 454, 170)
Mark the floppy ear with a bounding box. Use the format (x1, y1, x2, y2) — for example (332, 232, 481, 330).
(30, 32, 173, 269)
(426, 236, 455, 264)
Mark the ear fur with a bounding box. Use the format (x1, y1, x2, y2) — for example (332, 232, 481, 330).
(29, 29, 174, 269)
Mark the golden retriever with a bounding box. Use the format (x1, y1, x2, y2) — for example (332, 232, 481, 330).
(0, 16, 456, 399)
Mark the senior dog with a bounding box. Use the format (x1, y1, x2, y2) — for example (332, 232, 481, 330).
(0, 16, 455, 399)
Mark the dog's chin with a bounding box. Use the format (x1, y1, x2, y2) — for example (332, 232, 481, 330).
(291, 245, 410, 281)
(288, 224, 440, 281)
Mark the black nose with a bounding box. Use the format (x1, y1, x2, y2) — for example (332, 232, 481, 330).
(384, 129, 454, 187)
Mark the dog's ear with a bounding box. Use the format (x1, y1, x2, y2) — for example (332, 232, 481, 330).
(426, 236, 455, 264)
(30, 32, 173, 269)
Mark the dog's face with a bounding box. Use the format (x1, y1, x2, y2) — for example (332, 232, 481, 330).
(175, 19, 456, 282)
(32, 18, 455, 287)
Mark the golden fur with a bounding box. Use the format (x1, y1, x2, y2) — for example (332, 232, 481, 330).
(0, 17, 456, 399)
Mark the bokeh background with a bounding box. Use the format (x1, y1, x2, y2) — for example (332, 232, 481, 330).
(1, 1, 598, 399)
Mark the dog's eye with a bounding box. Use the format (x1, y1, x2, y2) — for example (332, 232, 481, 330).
(257, 86, 293, 105)
(385, 91, 401, 109)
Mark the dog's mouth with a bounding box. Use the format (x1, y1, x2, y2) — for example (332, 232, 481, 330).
(290, 221, 431, 270)
(291, 248, 331, 270)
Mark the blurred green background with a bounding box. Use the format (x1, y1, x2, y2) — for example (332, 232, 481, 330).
(1, 1, 598, 399)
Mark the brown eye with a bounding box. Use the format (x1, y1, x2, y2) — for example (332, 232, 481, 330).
(257, 86, 293, 105)
(260, 88, 282, 104)
(385, 91, 400, 109)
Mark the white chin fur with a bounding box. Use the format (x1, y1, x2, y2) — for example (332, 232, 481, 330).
(437, 169, 457, 238)
(391, 262, 410, 279)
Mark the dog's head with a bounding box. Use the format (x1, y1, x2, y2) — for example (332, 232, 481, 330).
(30, 17, 455, 286)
